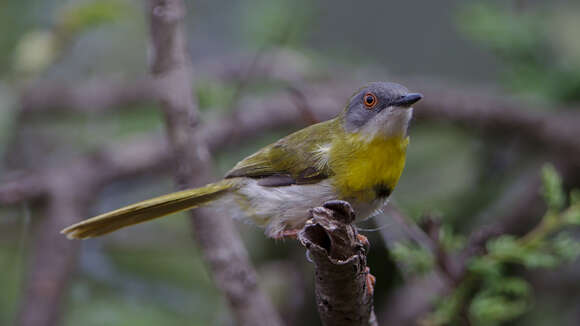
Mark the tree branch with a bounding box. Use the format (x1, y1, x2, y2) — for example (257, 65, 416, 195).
(18, 49, 310, 115)
(1, 86, 324, 205)
(379, 164, 580, 325)
(15, 162, 97, 326)
(0, 137, 171, 205)
(20, 74, 580, 167)
(8, 48, 580, 325)
(147, 1, 282, 325)
(414, 85, 580, 165)
(299, 201, 378, 326)
(20, 78, 154, 114)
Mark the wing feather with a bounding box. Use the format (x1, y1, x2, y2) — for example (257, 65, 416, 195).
(225, 119, 338, 184)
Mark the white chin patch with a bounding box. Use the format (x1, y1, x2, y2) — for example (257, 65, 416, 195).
(361, 107, 413, 139)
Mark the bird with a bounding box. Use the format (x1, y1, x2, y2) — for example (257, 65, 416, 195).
(61, 82, 422, 240)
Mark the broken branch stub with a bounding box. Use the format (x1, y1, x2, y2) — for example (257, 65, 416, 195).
(299, 201, 378, 326)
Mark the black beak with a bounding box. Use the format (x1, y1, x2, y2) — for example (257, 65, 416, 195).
(393, 93, 423, 107)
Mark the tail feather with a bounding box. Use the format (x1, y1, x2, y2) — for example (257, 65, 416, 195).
(61, 180, 234, 239)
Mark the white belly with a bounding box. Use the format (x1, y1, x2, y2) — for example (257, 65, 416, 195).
(210, 179, 387, 238)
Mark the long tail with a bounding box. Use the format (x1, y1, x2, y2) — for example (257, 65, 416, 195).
(61, 180, 234, 239)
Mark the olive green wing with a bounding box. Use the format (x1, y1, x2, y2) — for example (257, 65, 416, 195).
(225, 119, 338, 185)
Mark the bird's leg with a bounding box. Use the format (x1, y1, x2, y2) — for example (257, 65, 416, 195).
(273, 229, 301, 240)
(357, 234, 370, 250)
(356, 233, 373, 294)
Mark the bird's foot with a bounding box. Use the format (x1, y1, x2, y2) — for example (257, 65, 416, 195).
(357, 234, 370, 250)
(273, 229, 300, 240)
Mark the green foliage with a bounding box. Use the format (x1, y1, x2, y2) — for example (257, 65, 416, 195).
(195, 80, 237, 112)
(427, 282, 470, 326)
(458, 4, 544, 61)
(486, 235, 525, 263)
(391, 242, 434, 276)
(481, 235, 558, 269)
(541, 164, 565, 211)
(56, 0, 130, 38)
(12, 0, 131, 76)
(564, 209, 580, 225)
(439, 224, 466, 252)
(427, 164, 580, 325)
(469, 278, 531, 326)
(570, 189, 580, 206)
(0, 247, 24, 325)
(12, 30, 58, 75)
(468, 257, 502, 279)
(552, 233, 580, 262)
(243, 0, 312, 48)
(457, 4, 580, 103)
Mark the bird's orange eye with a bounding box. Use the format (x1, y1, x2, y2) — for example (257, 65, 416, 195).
(363, 93, 377, 108)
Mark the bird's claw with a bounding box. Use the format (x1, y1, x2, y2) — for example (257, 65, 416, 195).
(274, 229, 300, 240)
(357, 233, 370, 252)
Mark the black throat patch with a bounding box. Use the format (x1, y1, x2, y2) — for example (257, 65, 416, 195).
(374, 183, 392, 199)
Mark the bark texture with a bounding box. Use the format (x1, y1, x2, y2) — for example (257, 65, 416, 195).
(299, 201, 378, 326)
(15, 166, 96, 326)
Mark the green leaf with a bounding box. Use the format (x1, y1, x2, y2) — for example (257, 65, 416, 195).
(470, 294, 529, 325)
(541, 164, 565, 211)
(553, 233, 580, 262)
(428, 283, 471, 326)
(487, 235, 523, 260)
(492, 277, 531, 297)
(195, 80, 236, 112)
(468, 257, 502, 278)
(562, 206, 580, 225)
(57, 0, 130, 36)
(470, 277, 531, 325)
(391, 242, 434, 276)
(12, 30, 57, 74)
(439, 224, 466, 252)
(522, 251, 559, 268)
(456, 3, 580, 103)
(570, 189, 580, 205)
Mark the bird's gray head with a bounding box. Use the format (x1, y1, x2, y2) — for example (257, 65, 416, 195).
(343, 82, 422, 137)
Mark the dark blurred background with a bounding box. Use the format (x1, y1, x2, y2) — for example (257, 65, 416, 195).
(1, 0, 580, 325)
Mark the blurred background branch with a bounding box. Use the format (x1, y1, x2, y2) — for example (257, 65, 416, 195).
(147, 0, 282, 325)
(15, 165, 95, 326)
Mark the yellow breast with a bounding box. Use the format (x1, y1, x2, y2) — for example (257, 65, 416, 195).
(329, 134, 409, 202)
